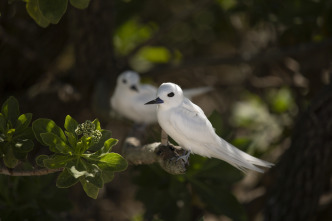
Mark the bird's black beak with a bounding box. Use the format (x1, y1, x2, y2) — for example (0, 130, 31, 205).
(144, 97, 164, 105)
(130, 85, 139, 92)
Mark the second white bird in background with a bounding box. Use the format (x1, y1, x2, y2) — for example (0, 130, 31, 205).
(111, 70, 213, 124)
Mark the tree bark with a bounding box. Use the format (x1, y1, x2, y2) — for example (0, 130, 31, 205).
(264, 83, 332, 220)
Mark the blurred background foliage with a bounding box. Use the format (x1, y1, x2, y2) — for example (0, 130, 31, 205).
(1, 0, 332, 220)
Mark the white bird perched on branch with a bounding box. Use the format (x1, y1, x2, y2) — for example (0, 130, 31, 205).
(145, 82, 273, 173)
(111, 70, 213, 124)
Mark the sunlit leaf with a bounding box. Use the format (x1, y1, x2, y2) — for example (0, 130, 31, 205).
(64, 115, 78, 134)
(113, 18, 154, 55)
(40, 132, 71, 153)
(15, 113, 32, 134)
(92, 119, 101, 131)
(92, 153, 128, 172)
(1, 96, 19, 126)
(268, 87, 294, 113)
(32, 118, 67, 146)
(138, 46, 171, 63)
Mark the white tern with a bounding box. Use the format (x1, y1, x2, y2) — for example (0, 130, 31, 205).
(111, 70, 213, 124)
(145, 82, 273, 173)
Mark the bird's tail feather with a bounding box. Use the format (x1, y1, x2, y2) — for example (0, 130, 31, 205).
(183, 86, 213, 99)
(210, 138, 273, 173)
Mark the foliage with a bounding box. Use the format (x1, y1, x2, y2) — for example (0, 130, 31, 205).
(134, 157, 245, 221)
(134, 111, 246, 221)
(25, 0, 91, 28)
(0, 174, 71, 221)
(0, 96, 128, 201)
(32, 116, 128, 199)
(0, 96, 34, 168)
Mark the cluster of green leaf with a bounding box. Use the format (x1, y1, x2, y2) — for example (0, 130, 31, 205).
(0, 97, 34, 168)
(32, 116, 128, 199)
(0, 96, 128, 200)
(25, 0, 91, 28)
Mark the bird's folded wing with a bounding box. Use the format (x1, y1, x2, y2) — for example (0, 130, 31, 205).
(170, 98, 217, 143)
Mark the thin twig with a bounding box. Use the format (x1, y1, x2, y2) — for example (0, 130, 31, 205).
(0, 167, 63, 176)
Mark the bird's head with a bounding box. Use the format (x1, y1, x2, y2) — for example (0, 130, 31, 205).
(117, 70, 140, 92)
(145, 82, 183, 109)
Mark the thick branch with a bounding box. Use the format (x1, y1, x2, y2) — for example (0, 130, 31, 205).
(0, 167, 62, 176)
(122, 126, 188, 174)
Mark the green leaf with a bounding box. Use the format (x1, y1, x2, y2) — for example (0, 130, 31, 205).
(32, 118, 67, 146)
(15, 113, 32, 133)
(80, 177, 99, 199)
(81, 161, 103, 188)
(67, 159, 103, 188)
(38, 0, 68, 24)
(35, 154, 49, 167)
(26, 0, 50, 28)
(94, 153, 128, 172)
(65, 131, 77, 149)
(70, 0, 90, 9)
(138, 46, 171, 63)
(103, 138, 117, 153)
(1, 96, 19, 126)
(3, 148, 18, 168)
(13, 127, 34, 140)
(67, 159, 89, 178)
(89, 130, 113, 152)
(0, 113, 6, 133)
(40, 132, 71, 153)
(43, 154, 73, 169)
(92, 119, 101, 131)
(75, 140, 86, 155)
(56, 168, 79, 188)
(13, 139, 34, 153)
(102, 170, 114, 184)
(64, 115, 78, 133)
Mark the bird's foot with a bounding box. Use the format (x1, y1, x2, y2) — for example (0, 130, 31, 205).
(177, 150, 191, 164)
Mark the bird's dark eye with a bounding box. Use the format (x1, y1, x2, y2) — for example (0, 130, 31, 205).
(167, 92, 174, 97)
(122, 79, 127, 84)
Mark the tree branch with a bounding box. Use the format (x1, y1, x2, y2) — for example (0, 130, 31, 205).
(122, 125, 188, 174)
(0, 167, 62, 176)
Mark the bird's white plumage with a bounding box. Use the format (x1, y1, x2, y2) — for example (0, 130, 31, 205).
(153, 82, 273, 173)
(111, 70, 213, 124)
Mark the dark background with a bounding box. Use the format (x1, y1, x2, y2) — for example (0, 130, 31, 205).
(1, 0, 332, 220)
